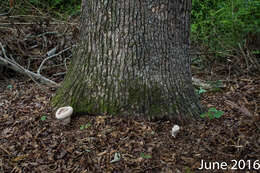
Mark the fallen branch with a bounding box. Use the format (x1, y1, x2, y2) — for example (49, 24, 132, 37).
(0, 55, 59, 87)
(37, 46, 74, 75)
(0, 42, 59, 87)
(0, 22, 78, 27)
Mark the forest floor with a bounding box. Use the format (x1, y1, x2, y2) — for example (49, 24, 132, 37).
(0, 73, 259, 173)
(0, 15, 260, 173)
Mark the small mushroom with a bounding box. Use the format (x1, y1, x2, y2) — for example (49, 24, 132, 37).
(171, 125, 180, 138)
(55, 106, 73, 125)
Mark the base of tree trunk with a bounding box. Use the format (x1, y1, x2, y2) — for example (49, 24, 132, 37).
(52, 0, 205, 122)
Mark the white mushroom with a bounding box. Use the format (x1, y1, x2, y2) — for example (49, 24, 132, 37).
(171, 125, 180, 138)
(55, 106, 73, 125)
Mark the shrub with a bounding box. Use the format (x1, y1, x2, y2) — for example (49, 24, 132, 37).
(26, 0, 81, 17)
(191, 0, 260, 57)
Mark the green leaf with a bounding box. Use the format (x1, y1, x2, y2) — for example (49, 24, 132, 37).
(85, 149, 91, 153)
(80, 125, 85, 130)
(208, 107, 217, 112)
(214, 110, 224, 118)
(7, 85, 13, 89)
(200, 107, 224, 119)
(140, 153, 152, 159)
(200, 113, 207, 118)
(40, 115, 47, 121)
(252, 50, 260, 54)
(208, 113, 214, 119)
(198, 87, 207, 94)
(85, 122, 91, 128)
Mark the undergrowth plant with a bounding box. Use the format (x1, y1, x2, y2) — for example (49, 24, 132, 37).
(80, 122, 91, 130)
(40, 115, 47, 121)
(140, 153, 152, 159)
(191, 0, 260, 59)
(13, 0, 81, 18)
(196, 87, 207, 95)
(200, 107, 224, 120)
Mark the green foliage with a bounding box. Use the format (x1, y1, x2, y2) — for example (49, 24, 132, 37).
(48, 0, 81, 16)
(85, 149, 91, 153)
(80, 122, 91, 130)
(200, 107, 224, 119)
(7, 85, 13, 89)
(79, 125, 84, 130)
(27, 0, 81, 17)
(196, 87, 207, 95)
(140, 153, 152, 159)
(191, 0, 260, 55)
(40, 115, 47, 121)
(196, 80, 223, 96)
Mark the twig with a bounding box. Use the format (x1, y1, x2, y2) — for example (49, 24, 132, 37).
(0, 145, 11, 155)
(0, 12, 10, 16)
(0, 42, 9, 60)
(0, 22, 78, 27)
(0, 55, 58, 86)
(53, 72, 67, 76)
(22, 0, 45, 16)
(25, 31, 59, 39)
(0, 7, 14, 16)
(8, 14, 49, 19)
(238, 43, 249, 72)
(64, 56, 72, 71)
(0, 42, 58, 87)
(37, 46, 73, 75)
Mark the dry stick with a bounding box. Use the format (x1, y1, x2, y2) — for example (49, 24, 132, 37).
(22, 0, 45, 16)
(0, 145, 11, 155)
(37, 46, 75, 75)
(0, 22, 78, 27)
(244, 44, 260, 69)
(0, 55, 58, 87)
(64, 55, 72, 71)
(52, 72, 67, 76)
(0, 42, 58, 87)
(0, 6, 14, 16)
(239, 43, 250, 72)
(8, 14, 49, 18)
(25, 31, 59, 39)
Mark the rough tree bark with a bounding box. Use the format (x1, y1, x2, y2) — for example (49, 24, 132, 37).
(52, 0, 204, 121)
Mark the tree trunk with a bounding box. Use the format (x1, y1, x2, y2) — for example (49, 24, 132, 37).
(52, 0, 204, 122)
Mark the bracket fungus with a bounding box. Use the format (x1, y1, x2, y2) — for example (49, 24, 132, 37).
(55, 106, 73, 125)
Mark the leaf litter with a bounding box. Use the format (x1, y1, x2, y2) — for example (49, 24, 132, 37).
(0, 75, 259, 173)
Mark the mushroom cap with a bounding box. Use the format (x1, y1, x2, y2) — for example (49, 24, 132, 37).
(172, 125, 180, 131)
(55, 106, 73, 119)
(171, 125, 180, 137)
